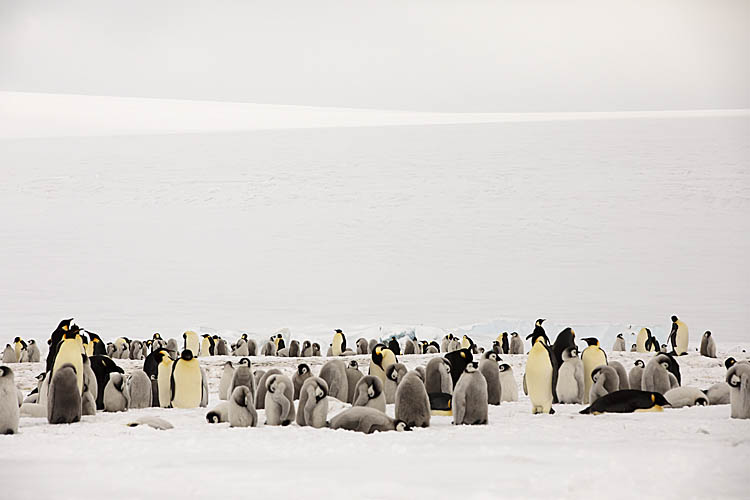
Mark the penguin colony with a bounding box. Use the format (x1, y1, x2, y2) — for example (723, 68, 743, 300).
(1, 316, 748, 440)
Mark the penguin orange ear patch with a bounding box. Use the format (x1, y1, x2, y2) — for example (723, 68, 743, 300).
(460, 352, 466, 358)
(651, 394, 655, 403)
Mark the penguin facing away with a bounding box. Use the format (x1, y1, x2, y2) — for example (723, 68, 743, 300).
(219, 361, 234, 401)
(296, 377, 329, 428)
(608, 361, 630, 391)
(726, 363, 750, 419)
(319, 359, 349, 402)
(425, 358, 453, 395)
(478, 356, 502, 405)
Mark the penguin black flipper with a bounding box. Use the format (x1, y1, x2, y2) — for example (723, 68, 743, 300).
(170, 359, 178, 404)
(209, 336, 216, 356)
(547, 343, 560, 404)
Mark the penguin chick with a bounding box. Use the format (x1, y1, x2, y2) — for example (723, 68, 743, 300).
(345, 361, 363, 404)
(125, 370, 152, 409)
(509, 332, 524, 355)
(206, 401, 230, 423)
(642, 354, 673, 395)
(498, 364, 518, 402)
(395, 371, 431, 427)
(384, 363, 407, 404)
(329, 406, 410, 434)
(608, 361, 630, 391)
(228, 386, 258, 427)
(556, 347, 584, 404)
(628, 360, 645, 391)
(104, 372, 128, 412)
(699, 331, 717, 358)
(705, 382, 730, 405)
(319, 359, 349, 402)
(726, 363, 750, 419)
(352, 375, 386, 413)
(230, 358, 256, 400)
(589, 365, 620, 406)
(0, 366, 20, 434)
(664, 387, 709, 408)
(254, 369, 281, 410)
(293, 363, 313, 401)
(478, 357, 502, 405)
(47, 364, 82, 424)
(425, 358, 453, 395)
(264, 374, 295, 426)
(296, 377, 329, 428)
(612, 334, 626, 352)
(356, 338, 369, 355)
(453, 362, 488, 425)
(219, 361, 234, 400)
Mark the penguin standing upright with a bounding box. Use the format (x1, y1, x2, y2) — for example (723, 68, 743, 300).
(478, 353, 502, 405)
(295, 377, 328, 428)
(200, 335, 215, 357)
(264, 374, 295, 426)
(0, 366, 19, 434)
(425, 357, 453, 396)
(13, 337, 26, 362)
(581, 337, 607, 404)
(525, 325, 556, 414)
(183, 331, 200, 357)
(509, 332, 524, 355)
(636, 328, 659, 353)
(27, 340, 41, 362)
(332, 329, 346, 356)
(612, 334, 626, 352)
(498, 364, 518, 402)
(551, 326, 576, 373)
(230, 358, 256, 398)
(344, 361, 363, 404)
(46, 318, 73, 373)
(726, 363, 750, 419)
(501, 332, 510, 354)
(700, 331, 717, 358)
(47, 364, 82, 424)
(556, 347, 584, 404)
(293, 363, 313, 400)
(452, 362, 488, 425)
(669, 315, 689, 355)
(628, 360, 645, 390)
(395, 371, 431, 428)
(444, 349, 473, 388)
(52, 329, 84, 395)
(170, 350, 202, 409)
(319, 359, 349, 402)
(219, 361, 234, 400)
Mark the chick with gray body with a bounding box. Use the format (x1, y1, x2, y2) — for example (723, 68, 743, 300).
(260, 341, 276, 356)
(403, 339, 417, 355)
(628, 360, 645, 390)
(368, 339, 378, 355)
(2, 345, 16, 363)
(608, 361, 630, 390)
(498, 364, 518, 402)
(166, 339, 179, 359)
(82, 356, 98, 409)
(705, 382, 730, 405)
(345, 361, 363, 403)
(233, 339, 249, 357)
(329, 406, 410, 434)
(589, 365, 620, 405)
(27, 340, 41, 362)
(288, 340, 300, 357)
(293, 363, 312, 400)
(216, 338, 229, 356)
(300, 340, 312, 357)
(219, 361, 234, 400)
(47, 364, 82, 424)
(612, 334, 626, 351)
(296, 377, 329, 428)
(231, 358, 257, 399)
(478, 355, 502, 405)
(509, 333, 524, 354)
(130, 341, 144, 360)
(726, 363, 750, 419)
(395, 371, 431, 427)
(319, 359, 349, 402)
(384, 363, 407, 404)
(425, 358, 453, 395)
(264, 374, 295, 426)
(664, 387, 709, 408)
(104, 372, 128, 412)
(453, 362, 488, 425)
(556, 347, 584, 404)
(356, 338, 369, 355)
(126, 370, 152, 409)
(254, 369, 281, 409)
(206, 401, 230, 423)
(81, 384, 97, 416)
(642, 354, 674, 395)
(254, 370, 265, 388)
(699, 331, 717, 358)
(229, 386, 258, 427)
(352, 375, 386, 413)
(0, 366, 19, 434)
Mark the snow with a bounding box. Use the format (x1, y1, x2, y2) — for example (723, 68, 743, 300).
(3, 348, 750, 500)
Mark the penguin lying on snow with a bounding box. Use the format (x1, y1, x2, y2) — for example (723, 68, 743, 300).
(664, 387, 708, 408)
(580, 390, 670, 414)
(329, 407, 410, 434)
(206, 402, 230, 423)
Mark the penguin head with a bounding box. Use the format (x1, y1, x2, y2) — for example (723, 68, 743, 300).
(657, 355, 670, 370)
(535, 319, 545, 327)
(386, 364, 400, 382)
(616, 333, 623, 339)
(372, 344, 386, 366)
(511, 332, 518, 338)
(634, 359, 645, 368)
(266, 375, 278, 393)
(302, 340, 311, 349)
(223, 360, 233, 368)
(394, 420, 412, 432)
(591, 366, 603, 382)
(35, 372, 45, 381)
(334, 329, 343, 334)
(651, 392, 670, 407)
(206, 411, 221, 424)
(239, 358, 251, 366)
(241, 334, 248, 341)
(581, 337, 599, 347)
(348, 360, 358, 369)
(13, 337, 21, 343)
(298, 363, 310, 375)
(465, 362, 478, 373)
(314, 382, 327, 401)
(725, 357, 736, 369)
(0, 366, 11, 378)
(153, 333, 161, 340)
(57, 318, 73, 331)
(562, 347, 578, 360)
(704, 331, 711, 338)
(63, 330, 78, 340)
(498, 363, 511, 372)
(181, 350, 194, 361)
(671, 315, 678, 323)
(484, 351, 498, 361)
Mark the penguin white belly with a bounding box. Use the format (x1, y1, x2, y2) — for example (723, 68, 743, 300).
(556, 362, 580, 403)
(582, 350, 607, 404)
(675, 323, 689, 355)
(186, 337, 200, 355)
(636, 330, 647, 353)
(158, 362, 172, 408)
(52, 342, 84, 394)
(526, 347, 553, 413)
(200, 338, 211, 357)
(172, 361, 202, 408)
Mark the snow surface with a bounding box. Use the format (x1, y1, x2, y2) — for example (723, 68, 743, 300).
(2, 348, 750, 500)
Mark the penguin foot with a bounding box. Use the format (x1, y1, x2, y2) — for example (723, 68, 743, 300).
(282, 420, 291, 427)
(549, 408, 555, 415)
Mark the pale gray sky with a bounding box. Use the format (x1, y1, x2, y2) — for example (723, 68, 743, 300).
(1, 0, 748, 111)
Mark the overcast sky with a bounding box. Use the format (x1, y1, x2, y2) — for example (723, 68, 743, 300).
(1, 0, 748, 112)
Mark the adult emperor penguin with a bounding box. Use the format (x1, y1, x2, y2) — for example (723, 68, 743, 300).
(384, 363, 407, 404)
(46, 318, 73, 372)
(636, 327, 659, 353)
(395, 371, 431, 427)
(52, 329, 84, 395)
(200, 334, 215, 357)
(0, 366, 19, 434)
(170, 349, 202, 409)
(498, 364, 518, 402)
(387, 338, 401, 356)
(183, 331, 200, 357)
(296, 377, 328, 428)
(589, 365, 620, 406)
(425, 357, 453, 395)
(329, 406, 410, 434)
(525, 328, 556, 414)
(155, 351, 174, 408)
(580, 390, 670, 415)
(104, 373, 128, 412)
(219, 361, 234, 400)
(669, 315, 689, 355)
(86, 332, 106, 356)
(453, 362, 489, 424)
(332, 329, 346, 356)
(700, 331, 717, 358)
(345, 360, 363, 404)
(612, 334, 626, 352)
(228, 386, 258, 427)
(369, 344, 398, 387)
(510, 332, 524, 355)
(47, 364, 82, 424)
(293, 363, 313, 400)
(13, 337, 26, 362)
(726, 362, 750, 419)
(556, 347, 584, 404)
(551, 326, 576, 372)
(478, 353, 502, 405)
(264, 373, 295, 426)
(581, 337, 607, 404)
(500, 332, 510, 354)
(628, 360, 646, 390)
(352, 375, 386, 413)
(445, 348, 473, 388)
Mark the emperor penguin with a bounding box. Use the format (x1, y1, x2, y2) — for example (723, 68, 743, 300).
(352, 375, 386, 413)
(580, 390, 670, 415)
(233, 339, 249, 357)
(260, 340, 276, 356)
(2, 345, 16, 363)
(699, 331, 717, 358)
(509, 332, 524, 355)
(47, 364, 82, 424)
(384, 363, 407, 404)
(628, 360, 646, 390)
(551, 326, 576, 371)
(403, 338, 416, 355)
(664, 387, 709, 408)
(273, 332, 286, 352)
(319, 359, 349, 402)
(89, 355, 124, 410)
(82, 355, 98, 410)
(182, 331, 200, 357)
(200, 334, 215, 357)
(636, 327, 659, 353)
(498, 364, 518, 402)
(45, 318, 73, 372)
(52, 329, 84, 395)
(230, 358, 256, 399)
(113, 337, 129, 359)
(13, 337, 26, 362)
(295, 377, 328, 428)
(206, 401, 230, 423)
(0, 366, 19, 434)
(288, 340, 300, 357)
(329, 406, 410, 434)
(216, 337, 230, 356)
(460, 335, 474, 351)
(104, 372, 128, 412)
(581, 337, 607, 404)
(166, 338, 179, 358)
(556, 347, 584, 404)
(345, 360, 363, 404)
(608, 361, 630, 390)
(425, 357, 453, 395)
(255, 369, 281, 409)
(630, 344, 637, 352)
(478, 353, 502, 405)
(705, 382, 730, 405)
(669, 315, 689, 355)
(356, 338, 369, 355)
(501, 332, 510, 354)
(293, 363, 313, 400)
(129, 340, 144, 360)
(219, 361, 234, 401)
(612, 334, 626, 352)
(369, 344, 398, 387)
(642, 353, 674, 395)
(170, 349, 202, 409)
(525, 328, 556, 414)
(81, 382, 96, 416)
(395, 371, 431, 427)
(332, 329, 347, 356)
(589, 365, 620, 405)
(441, 334, 452, 353)
(726, 363, 750, 419)
(264, 373, 295, 426)
(300, 340, 312, 357)
(445, 348, 473, 387)
(228, 386, 258, 427)
(453, 362, 489, 424)
(155, 351, 174, 408)
(386, 337, 400, 356)
(125, 370, 152, 409)
(246, 338, 258, 356)
(367, 339, 378, 355)
(426, 343, 439, 354)
(27, 340, 41, 362)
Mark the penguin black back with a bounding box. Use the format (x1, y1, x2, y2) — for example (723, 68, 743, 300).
(90, 355, 124, 410)
(580, 390, 670, 414)
(551, 328, 576, 369)
(388, 338, 401, 356)
(45, 318, 74, 372)
(444, 348, 472, 387)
